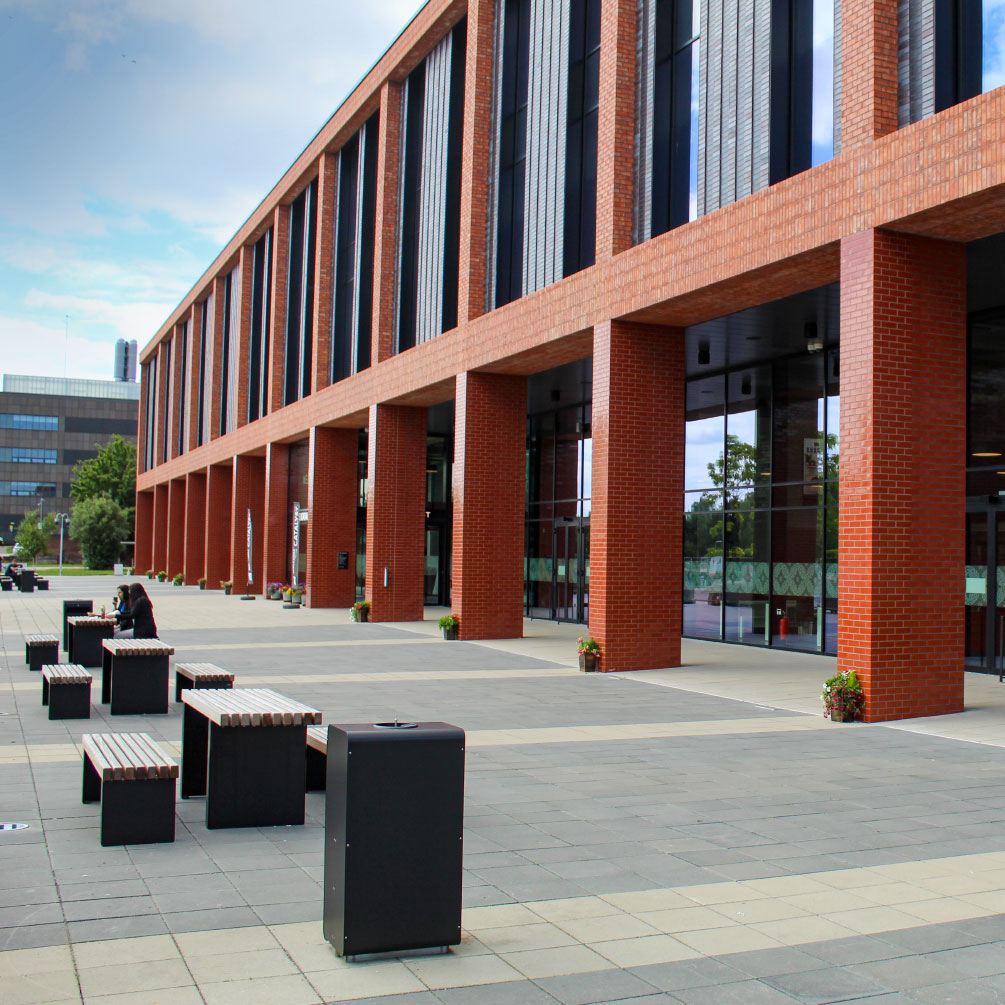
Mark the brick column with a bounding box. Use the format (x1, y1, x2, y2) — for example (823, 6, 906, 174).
(365, 404, 426, 621)
(268, 206, 291, 414)
(208, 274, 227, 440)
(152, 482, 169, 575)
(306, 426, 359, 607)
(595, 0, 636, 259)
(452, 373, 527, 638)
(234, 244, 254, 427)
(231, 454, 266, 593)
(457, 0, 495, 324)
(840, 0, 899, 147)
(263, 442, 290, 588)
(205, 463, 233, 590)
(590, 321, 684, 671)
(838, 229, 966, 721)
(184, 471, 206, 585)
(372, 82, 402, 363)
(186, 303, 202, 453)
(134, 490, 154, 575)
(312, 151, 338, 389)
(166, 478, 186, 580)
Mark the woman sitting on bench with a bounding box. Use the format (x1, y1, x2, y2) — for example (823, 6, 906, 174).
(124, 583, 158, 639)
(111, 584, 133, 638)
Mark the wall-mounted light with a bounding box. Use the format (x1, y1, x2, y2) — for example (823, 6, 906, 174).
(697, 341, 710, 366)
(804, 321, 823, 353)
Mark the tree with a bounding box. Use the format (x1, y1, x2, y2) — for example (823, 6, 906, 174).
(70, 496, 129, 570)
(15, 512, 57, 564)
(70, 435, 137, 532)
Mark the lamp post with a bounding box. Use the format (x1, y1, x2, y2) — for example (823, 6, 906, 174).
(54, 513, 70, 577)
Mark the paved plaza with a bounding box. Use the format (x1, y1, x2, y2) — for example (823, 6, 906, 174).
(4, 579, 1005, 1003)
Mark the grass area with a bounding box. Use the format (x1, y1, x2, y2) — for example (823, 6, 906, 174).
(34, 565, 117, 576)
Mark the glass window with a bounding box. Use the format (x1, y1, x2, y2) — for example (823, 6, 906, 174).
(725, 365, 771, 506)
(772, 507, 823, 651)
(685, 376, 724, 490)
(683, 495, 723, 638)
(0, 447, 57, 463)
(969, 314, 1005, 462)
(984, 0, 1005, 92)
(723, 506, 770, 644)
(1, 481, 58, 497)
(0, 414, 58, 431)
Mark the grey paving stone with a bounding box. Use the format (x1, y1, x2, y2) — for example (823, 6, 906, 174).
(161, 906, 264, 933)
(61, 896, 160, 922)
(908, 975, 1005, 1003)
(672, 979, 800, 1003)
(629, 960, 748, 992)
(66, 913, 169, 942)
(924, 943, 1005, 979)
(535, 968, 661, 1004)
(760, 966, 890, 1003)
(716, 947, 827, 980)
(435, 980, 560, 1003)
(847, 956, 961, 992)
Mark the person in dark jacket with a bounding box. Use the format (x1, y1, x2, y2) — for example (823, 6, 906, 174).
(127, 582, 158, 639)
(111, 584, 133, 637)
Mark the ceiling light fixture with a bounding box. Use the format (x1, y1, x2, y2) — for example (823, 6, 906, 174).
(973, 452, 1002, 458)
(697, 342, 710, 366)
(741, 375, 751, 396)
(804, 321, 823, 353)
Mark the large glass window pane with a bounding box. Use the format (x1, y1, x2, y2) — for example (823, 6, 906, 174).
(525, 520, 554, 618)
(968, 315, 1005, 462)
(723, 507, 770, 644)
(725, 365, 771, 506)
(685, 376, 724, 490)
(772, 507, 823, 651)
(771, 355, 824, 505)
(984, 0, 1005, 93)
(684, 492, 723, 638)
(811, 0, 834, 166)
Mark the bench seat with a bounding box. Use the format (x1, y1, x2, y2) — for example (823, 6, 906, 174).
(175, 662, 235, 702)
(306, 724, 328, 791)
(42, 664, 92, 719)
(0, 576, 11, 591)
(101, 639, 174, 715)
(25, 634, 59, 672)
(36, 578, 49, 590)
(81, 732, 177, 845)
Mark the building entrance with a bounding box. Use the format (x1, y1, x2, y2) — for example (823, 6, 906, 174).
(966, 498, 1005, 673)
(553, 518, 589, 623)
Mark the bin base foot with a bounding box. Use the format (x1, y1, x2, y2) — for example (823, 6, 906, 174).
(346, 946, 451, 964)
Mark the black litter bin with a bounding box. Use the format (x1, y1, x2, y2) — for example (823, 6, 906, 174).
(323, 721, 464, 959)
(63, 600, 93, 650)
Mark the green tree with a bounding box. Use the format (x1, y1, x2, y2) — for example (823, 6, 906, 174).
(69, 496, 129, 570)
(15, 512, 57, 563)
(70, 435, 137, 532)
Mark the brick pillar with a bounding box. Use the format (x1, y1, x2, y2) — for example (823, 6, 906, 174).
(596, 0, 636, 259)
(263, 442, 290, 589)
(205, 463, 233, 590)
(591, 321, 684, 671)
(135, 490, 154, 575)
(231, 454, 266, 593)
(840, 0, 899, 147)
(838, 229, 966, 721)
(234, 244, 254, 427)
(166, 479, 186, 580)
(372, 82, 402, 363)
(312, 151, 338, 389)
(152, 482, 169, 576)
(306, 426, 358, 607)
(452, 373, 526, 638)
(208, 274, 227, 440)
(184, 471, 206, 585)
(457, 0, 495, 324)
(365, 404, 426, 621)
(186, 303, 201, 452)
(268, 206, 291, 414)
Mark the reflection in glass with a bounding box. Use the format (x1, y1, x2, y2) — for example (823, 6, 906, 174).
(772, 508, 822, 651)
(985, 0, 1005, 93)
(726, 366, 771, 508)
(683, 501, 723, 638)
(966, 512, 990, 667)
(686, 376, 725, 490)
(723, 507, 770, 644)
(968, 315, 1005, 460)
(811, 0, 835, 166)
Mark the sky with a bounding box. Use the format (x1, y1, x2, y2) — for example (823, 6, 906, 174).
(0, 0, 419, 382)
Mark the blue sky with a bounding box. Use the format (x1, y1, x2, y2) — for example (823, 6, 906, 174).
(0, 0, 417, 381)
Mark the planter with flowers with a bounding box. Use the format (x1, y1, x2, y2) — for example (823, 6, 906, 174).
(350, 600, 370, 622)
(220, 580, 233, 596)
(439, 614, 459, 640)
(198, 577, 207, 590)
(822, 670, 864, 722)
(146, 569, 155, 580)
(268, 582, 284, 600)
(577, 636, 601, 672)
(157, 570, 167, 582)
(172, 573, 183, 586)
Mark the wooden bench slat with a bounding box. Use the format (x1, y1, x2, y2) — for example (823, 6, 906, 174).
(306, 725, 327, 753)
(25, 634, 59, 646)
(102, 639, 175, 656)
(42, 664, 92, 683)
(182, 687, 321, 727)
(82, 732, 177, 782)
(67, 616, 115, 626)
(176, 662, 234, 681)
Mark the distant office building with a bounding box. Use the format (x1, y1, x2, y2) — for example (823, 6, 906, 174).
(114, 340, 138, 383)
(0, 374, 139, 542)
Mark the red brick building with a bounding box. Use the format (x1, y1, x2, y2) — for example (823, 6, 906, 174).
(137, 0, 1005, 721)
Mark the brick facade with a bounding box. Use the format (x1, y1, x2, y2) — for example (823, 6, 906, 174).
(205, 463, 233, 590)
(184, 470, 206, 585)
(263, 442, 289, 588)
(166, 478, 186, 580)
(231, 454, 266, 592)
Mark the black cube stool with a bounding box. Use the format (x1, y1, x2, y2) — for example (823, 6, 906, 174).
(42, 665, 92, 719)
(25, 634, 59, 672)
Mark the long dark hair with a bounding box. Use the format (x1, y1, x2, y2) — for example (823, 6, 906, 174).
(128, 582, 150, 607)
(117, 584, 130, 605)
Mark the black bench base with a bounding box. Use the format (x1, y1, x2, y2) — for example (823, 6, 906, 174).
(82, 757, 175, 846)
(27, 643, 58, 672)
(306, 745, 327, 792)
(43, 680, 91, 719)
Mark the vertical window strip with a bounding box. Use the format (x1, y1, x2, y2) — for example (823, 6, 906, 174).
(285, 190, 306, 405)
(300, 179, 317, 401)
(260, 229, 273, 418)
(220, 274, 231, 437)
(356, 112, 378, 372)
(441, 22, 467, 333)
(333, 136, 360, 381)
(161, 337, 172, 464)
(201, 294, 214, 446)
(145, 358, 157, 471)
(178, 321, 188, 455)
(226, 264, 240, 433)
(397, 68, 425, 352)
(634, 0, 658, 244)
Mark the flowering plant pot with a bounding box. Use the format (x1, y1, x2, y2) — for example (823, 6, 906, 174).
(438, 614, 459, 640)
(822, 670, 864, 722)
(579, 651, 599, 672)
(351, 601, 370, 622)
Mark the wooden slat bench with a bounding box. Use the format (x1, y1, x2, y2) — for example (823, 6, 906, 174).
(175, 662, 235, 702)
(25, 634, 59, 672)
(81, 732, 177, 846)
(0, 576, 12, 591)
(67, 615, 114, 667)
(181, 688, 322, 829)
(42, 664, 92, 719)
(36, 578, 49, 590)
(306, 724, 328, 791)
(101, 639, 175, 715)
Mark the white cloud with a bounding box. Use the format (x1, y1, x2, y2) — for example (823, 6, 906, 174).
(0, 316, 119, 382)
(23, 289, 175, 343)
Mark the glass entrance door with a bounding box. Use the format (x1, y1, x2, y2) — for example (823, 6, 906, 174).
(966, 502, 1005, 673)
(553, 519, 589, 623)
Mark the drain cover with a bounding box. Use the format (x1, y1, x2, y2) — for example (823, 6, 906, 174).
(0, 823, 29, 831)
